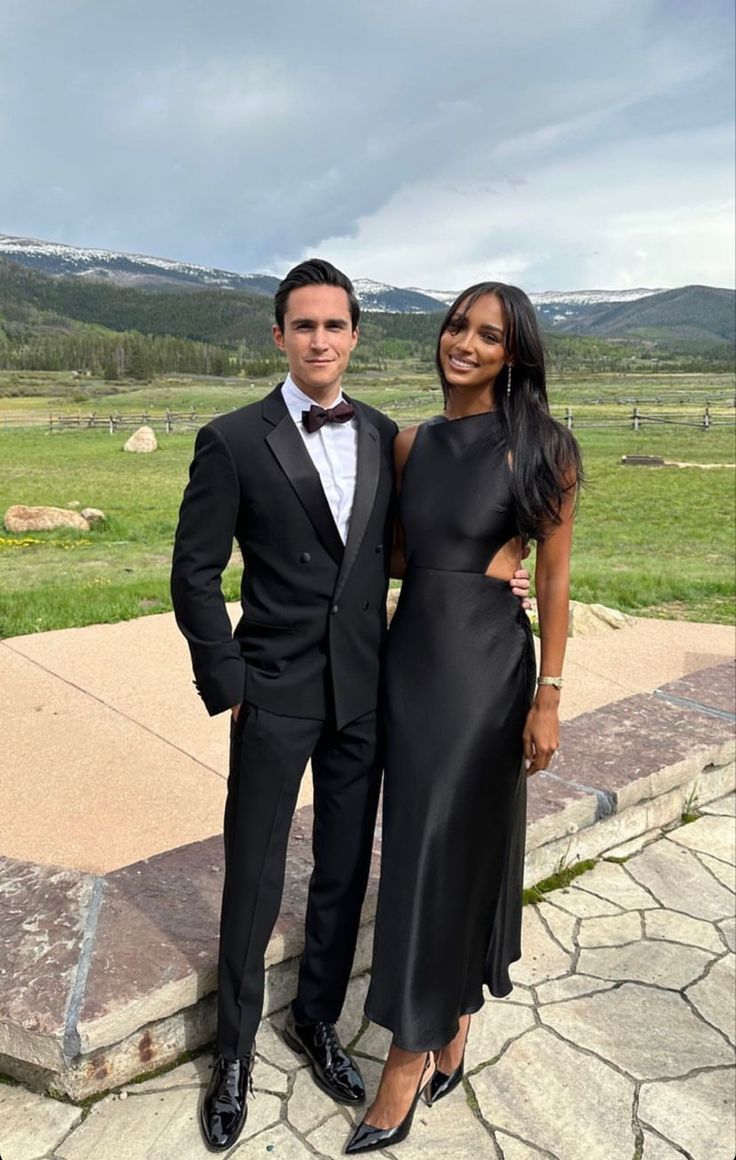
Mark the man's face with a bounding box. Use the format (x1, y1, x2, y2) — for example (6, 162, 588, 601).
(273, 285, 358, 401)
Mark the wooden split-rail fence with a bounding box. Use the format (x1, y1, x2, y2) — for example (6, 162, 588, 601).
(0, 405, 733, 433)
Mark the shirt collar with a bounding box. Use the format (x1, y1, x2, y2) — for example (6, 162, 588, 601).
(281, 373, 346, 425)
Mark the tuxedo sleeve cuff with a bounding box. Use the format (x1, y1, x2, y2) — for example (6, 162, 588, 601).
(197, 656, 248, 717)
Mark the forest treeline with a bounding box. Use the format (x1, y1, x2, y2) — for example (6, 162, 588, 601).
(0, 257, 732, 381)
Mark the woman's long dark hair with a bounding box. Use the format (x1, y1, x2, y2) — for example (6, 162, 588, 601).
(436, 282, 583, 540)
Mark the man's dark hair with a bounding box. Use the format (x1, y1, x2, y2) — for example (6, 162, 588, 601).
(274, 258, 360, 331)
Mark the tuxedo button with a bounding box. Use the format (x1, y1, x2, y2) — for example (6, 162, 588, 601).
(375, 545, 383, 553)
(299, 552, 311, 563)
(331, 605, 339, 615)
(362, 601, 370, 610)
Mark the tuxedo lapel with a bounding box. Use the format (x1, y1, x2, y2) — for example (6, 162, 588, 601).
(334, 401, 381, 602)
(263, 389, 344, 564)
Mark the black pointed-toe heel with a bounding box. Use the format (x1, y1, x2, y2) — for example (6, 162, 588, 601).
(425, 1055, 464, 1106)
(425, 1017, 470, 1106)
(345, 1054, 432, 1154)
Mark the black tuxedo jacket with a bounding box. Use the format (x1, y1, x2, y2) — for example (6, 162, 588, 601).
(171, 385, 397, 729)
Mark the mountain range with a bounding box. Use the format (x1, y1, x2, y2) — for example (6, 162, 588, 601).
(0, 233, 733, 348)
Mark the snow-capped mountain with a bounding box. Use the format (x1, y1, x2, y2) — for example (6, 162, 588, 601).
(406, 286, 460, 306)
(530, 288, 659, 305)
(0, 232, 663, 320)
(0, 234, 280, 295)
(530, 288, 663, 329)
(352, 279, 447, 313)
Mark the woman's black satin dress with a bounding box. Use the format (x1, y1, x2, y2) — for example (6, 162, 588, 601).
(365, 412, 536, 1052)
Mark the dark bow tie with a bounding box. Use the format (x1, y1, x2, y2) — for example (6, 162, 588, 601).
(302, 401, 355, 434)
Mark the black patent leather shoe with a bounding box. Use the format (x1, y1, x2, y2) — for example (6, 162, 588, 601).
(425, 1055, 464, 1105)
(200, 1052, 254, 1151)
(426, 1015, 470, 1106)
(283, 1009, 365, 1104)
(345, 1053, 432, 1154)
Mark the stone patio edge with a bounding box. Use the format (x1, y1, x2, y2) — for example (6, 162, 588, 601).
(1, 662, 733, 1100)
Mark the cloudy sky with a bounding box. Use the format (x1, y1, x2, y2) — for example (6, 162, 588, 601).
(1, 0, 734, 290)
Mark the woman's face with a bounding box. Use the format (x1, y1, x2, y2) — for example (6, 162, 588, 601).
(439, 293, 510, 394)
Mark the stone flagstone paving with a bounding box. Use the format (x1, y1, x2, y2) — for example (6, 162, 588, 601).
(1, 795, 733, 1160)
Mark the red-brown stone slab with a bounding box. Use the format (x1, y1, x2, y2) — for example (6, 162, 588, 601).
(527, 772, 600, 822)
(77, 835, 223, 1038)
(0, 858, 95, 1062)
(552, 689, 734, 806)
(76, 803, 381, 1050)
(655, 661, 736, 717)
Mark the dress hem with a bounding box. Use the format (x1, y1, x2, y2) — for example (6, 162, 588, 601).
(363, 964, 519, 1054)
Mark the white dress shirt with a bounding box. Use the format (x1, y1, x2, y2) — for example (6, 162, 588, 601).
(281, 375, 358, 544)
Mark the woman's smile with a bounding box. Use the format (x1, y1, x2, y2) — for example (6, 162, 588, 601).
(447, 354, 478, 370)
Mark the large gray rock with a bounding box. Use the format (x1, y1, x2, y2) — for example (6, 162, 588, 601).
(80, 506, 106, 526)
(123, 425, 157, 453)
(568, 600, 635, 635)
(4, 504, 90, 532)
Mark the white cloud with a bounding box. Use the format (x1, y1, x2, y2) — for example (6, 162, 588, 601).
(0, 0, 733, 288)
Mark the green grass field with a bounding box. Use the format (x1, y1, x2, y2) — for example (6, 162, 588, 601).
(0, 369, 734, 638)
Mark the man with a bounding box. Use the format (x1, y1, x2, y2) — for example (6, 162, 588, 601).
(171, 259, 528, 1151)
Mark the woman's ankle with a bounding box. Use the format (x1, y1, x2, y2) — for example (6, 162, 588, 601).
(364, 1050, 431, 1129)
(437, 1015, 470, 1073)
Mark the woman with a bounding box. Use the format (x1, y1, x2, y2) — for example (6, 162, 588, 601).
(346, 282, 582, 1153)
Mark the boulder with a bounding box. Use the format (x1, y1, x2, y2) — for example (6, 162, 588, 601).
(384, 590, 632, 636)
(80, 507, 106, 527)
(124, 426, 157, 453)
(568, 601, 635, 636)
(4, 505, 90, 533)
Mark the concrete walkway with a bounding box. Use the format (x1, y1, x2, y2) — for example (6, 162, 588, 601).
(2, 794, 734, 1160)
(1, 609, 733, 872)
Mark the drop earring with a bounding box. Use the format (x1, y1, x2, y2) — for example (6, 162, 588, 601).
(506, 364, 512, 398)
